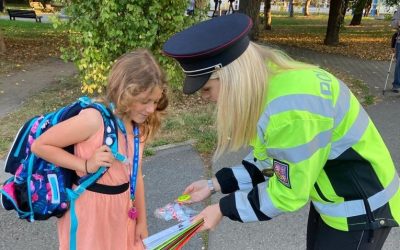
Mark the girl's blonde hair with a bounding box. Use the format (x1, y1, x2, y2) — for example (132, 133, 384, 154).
(105, 49, 168, 142)
(212, 42, 315, 160)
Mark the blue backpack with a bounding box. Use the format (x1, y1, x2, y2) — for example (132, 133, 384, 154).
(0, 96, 125, 222)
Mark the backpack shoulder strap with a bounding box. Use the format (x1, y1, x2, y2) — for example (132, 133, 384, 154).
(75, 97, 127, 185)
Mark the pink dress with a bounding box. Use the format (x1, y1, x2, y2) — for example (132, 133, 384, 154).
(57, 109, 145, 250)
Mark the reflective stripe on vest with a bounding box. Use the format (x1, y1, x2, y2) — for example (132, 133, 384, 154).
(256, 81, 370, 163)
(333, 81, 351, 128)
(312, 173, 399, 217)
(329, 106, 370, 159)
(257, 94, 334, 145)
(268, 129, 332, 163)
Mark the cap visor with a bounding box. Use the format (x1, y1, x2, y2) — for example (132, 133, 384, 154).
(183, 73, 211, 94)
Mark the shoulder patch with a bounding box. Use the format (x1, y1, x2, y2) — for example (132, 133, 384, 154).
(273, 159, 291, 188)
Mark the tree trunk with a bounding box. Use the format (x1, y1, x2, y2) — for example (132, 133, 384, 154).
(264, 0, 272, 30)
(0, 31, 6, 55)
(364, 0, 372, 16)
(288, 0, 294, 17)
(304, 0, 311, 16)
(0, 0, 4, 13)
(324, 0, 343, 45)
(350, 0, 368, 25)
(239, 0, 262, 41)
(339, 0, 350, 27)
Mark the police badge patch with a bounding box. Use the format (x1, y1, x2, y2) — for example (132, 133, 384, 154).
(273, 159, 291, 188)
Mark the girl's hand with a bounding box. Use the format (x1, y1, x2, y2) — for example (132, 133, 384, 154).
(135, 220, 148, 244)
(195, 203, 223, 232)
(182, 180, 211, 204)
(86, 145, 115, 173)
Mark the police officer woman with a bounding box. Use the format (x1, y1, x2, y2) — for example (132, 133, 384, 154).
(163, 13, 400, 249)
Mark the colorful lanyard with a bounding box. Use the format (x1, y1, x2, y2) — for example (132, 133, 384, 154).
(130, 125, 139, 201)
(111, 103, 139, 201)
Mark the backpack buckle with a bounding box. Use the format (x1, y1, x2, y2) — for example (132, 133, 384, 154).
(113, 151, 128, 164)
(78, 96, 93, 107)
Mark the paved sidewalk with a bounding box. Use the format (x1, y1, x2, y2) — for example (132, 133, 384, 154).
(0, 57, 77, 118)
(0, 46, 399, 249)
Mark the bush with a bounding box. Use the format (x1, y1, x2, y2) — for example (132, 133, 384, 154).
(59, 0, 200, 93)
(384, 14, 393, 21)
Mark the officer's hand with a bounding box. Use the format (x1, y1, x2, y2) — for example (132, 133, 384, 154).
(195, 203, 223, 232)
(182, 180, 210, 204)
(86, 145, 115, 173)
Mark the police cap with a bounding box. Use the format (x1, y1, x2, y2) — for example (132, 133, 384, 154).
(163, 13, 253, 94)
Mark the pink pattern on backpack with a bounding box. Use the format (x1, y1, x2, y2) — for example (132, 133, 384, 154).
(2, 182, 16, 201)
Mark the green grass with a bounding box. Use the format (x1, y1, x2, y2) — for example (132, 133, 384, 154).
(266, 13, 393, 36)
(147, 102, 216, 155)
(324, 67, 376, 106)
(269, 13, 330, 25)
(0, 19, 66, 39)
(348, 78, 376, 105)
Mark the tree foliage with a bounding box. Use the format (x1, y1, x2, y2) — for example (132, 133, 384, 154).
(384, 0, 400, 6)
(60, 0, 196, 94)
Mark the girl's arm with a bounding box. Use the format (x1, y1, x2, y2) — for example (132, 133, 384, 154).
(135, 166, 147, 224)
(31, 109, 113, 173)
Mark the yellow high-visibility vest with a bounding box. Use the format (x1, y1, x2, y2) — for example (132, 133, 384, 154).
(251, 68, 400, 231)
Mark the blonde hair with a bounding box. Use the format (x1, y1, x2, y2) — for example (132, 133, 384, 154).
(105, 49, 168, 142)
(213, 42, 315, 160)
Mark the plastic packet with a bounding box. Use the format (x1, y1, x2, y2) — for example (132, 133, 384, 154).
(154, 202, 198, 222)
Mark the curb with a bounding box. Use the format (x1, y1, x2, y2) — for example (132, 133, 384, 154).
(147, 139, 197, 153)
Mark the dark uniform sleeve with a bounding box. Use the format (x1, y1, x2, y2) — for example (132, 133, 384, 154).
(215, 160, 266, 194)
(219, 184, 272, 222)
(215, 151, 270, 194)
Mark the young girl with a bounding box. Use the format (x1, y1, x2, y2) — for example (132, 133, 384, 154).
(31, 49, 168, 249)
